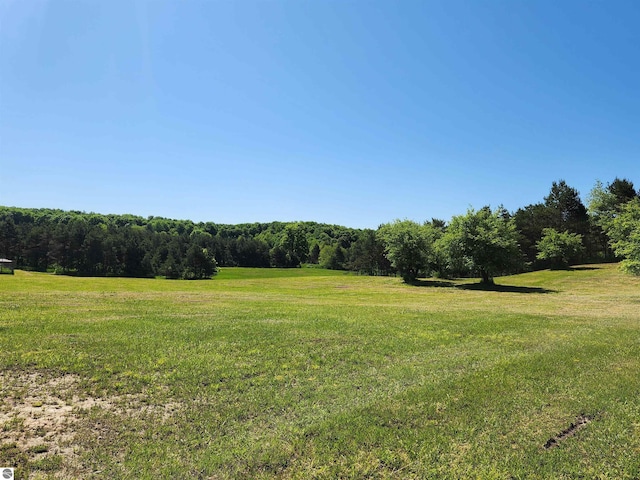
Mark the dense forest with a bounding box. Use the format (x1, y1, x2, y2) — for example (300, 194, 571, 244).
(0, 177, 638, 280)
(0, 209, 391, 279)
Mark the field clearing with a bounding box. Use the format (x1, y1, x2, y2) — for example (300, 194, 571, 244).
(1, 265, 640, 479)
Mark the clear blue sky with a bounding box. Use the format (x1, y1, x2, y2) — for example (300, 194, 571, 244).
(1, 0, 639, 228)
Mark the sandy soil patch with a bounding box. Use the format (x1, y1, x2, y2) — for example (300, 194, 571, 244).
(0, 371, 180, 478)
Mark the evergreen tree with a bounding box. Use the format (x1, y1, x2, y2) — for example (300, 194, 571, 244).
(544, 180, 589, 235)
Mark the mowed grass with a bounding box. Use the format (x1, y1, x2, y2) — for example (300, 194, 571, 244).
(1, 265, 639, 479)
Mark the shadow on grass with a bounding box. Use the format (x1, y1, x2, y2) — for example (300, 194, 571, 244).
(456, 283, 556, 294)
(408, 279, 456, 288)
(408, 279, 555, 294)
(546, 265, 601, 272)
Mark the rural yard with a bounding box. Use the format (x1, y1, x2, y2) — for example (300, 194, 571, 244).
(3, 1, 639, 478)
(1, 265, 639, 478)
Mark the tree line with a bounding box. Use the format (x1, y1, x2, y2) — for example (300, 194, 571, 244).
(378, 177, 639, 283)
(0, 177, 637, 281)
(0, 210, 391, 279)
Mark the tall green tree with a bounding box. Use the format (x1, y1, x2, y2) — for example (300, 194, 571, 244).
(588, 181, 618, 231)
(513, 203, 555, 266)
(0, 214, 18, 259)
(588, 178, 638, 261)
(377, 220, 436, 282)
(544, 180, 589, 235)
(280, 223, 309, 266)
(608, 177, 637, 205)
(440, 207, 521, 284)
(536, 228, 584, 269)
(319, 244, 345, 270)
(308, 243, 321, 264)
(606, 198, 640, 275)
(588, 179, 637, 229)
(347, 229, 392, 275)
(163, 252, 184, 279)
(269, 245, 289, 268)
(183, 245, 217, 279)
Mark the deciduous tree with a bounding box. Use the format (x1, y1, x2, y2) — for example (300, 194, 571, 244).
(536, 228, 584, 269)
(440, 207, 521, 284)
(280, 223, 309, 266)
(607, 198, 640, 275)
(377, 220, 436, 282)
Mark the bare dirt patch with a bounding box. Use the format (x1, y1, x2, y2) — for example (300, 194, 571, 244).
(0, 371, 181, 478)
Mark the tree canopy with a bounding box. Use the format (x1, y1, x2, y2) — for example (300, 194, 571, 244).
(606, 198, 640, 275)
(0, 207, 390, 278)
(544, 180, 589, 235)
(438, 207, 522, 284)
(377, 220, 436, 282)
(536, 228, 584, 269)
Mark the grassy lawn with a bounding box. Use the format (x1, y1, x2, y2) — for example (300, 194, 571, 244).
(1, 265, 639, 479)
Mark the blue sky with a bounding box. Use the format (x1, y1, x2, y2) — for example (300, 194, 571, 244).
(1, 0, 639, 228)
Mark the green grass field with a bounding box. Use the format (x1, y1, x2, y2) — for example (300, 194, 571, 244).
(1, 265, 639, 479)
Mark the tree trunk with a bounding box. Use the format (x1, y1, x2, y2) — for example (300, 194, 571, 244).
(480, 269, 493, 284)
